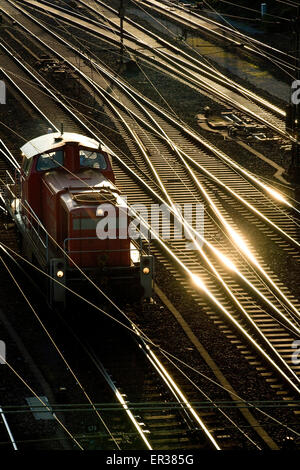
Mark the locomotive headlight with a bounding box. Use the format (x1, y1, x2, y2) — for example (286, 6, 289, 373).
(143, 267, 150, 275)
(56, 270, 64, 278)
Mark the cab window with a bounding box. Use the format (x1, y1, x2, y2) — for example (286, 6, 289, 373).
(79, 150, 107, 170)
(36, 150, 64, 171)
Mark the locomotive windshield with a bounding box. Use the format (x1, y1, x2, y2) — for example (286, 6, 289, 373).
(80, 150, 107, 169)
(36, 150, 64, 171)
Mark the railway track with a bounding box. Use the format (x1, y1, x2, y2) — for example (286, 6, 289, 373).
(0, 159, 154, 450)
(131, 0, 299, 73)
(12, 0, 290, 139)
(70, 309, 227, 450)
(0, 406, 18, 450)
(0, 35, 230, 452)
(0, 6, 300, 448)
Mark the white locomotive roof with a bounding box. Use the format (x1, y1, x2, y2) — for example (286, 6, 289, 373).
(21, 132, 106, 159)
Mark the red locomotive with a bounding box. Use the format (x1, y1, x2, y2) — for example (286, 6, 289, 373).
(4, 131, 153, 305)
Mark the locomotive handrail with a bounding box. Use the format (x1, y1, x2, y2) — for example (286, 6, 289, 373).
(24, 200, 49, 262)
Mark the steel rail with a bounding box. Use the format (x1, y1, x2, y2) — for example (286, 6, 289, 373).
(134, 0, 299, 72)
(0, 406, 18, 450)
(1, 14, 298, 392)
(132, 325, 221, 449)
(0, 68, 57, 133)
(80, 333, 221, 450)
(12, 0, 288, 138)
(0, 140, 20, 170)
(0, 0, 298, 312)
(84, 69, 300, 328)
(1, 33, 298, 448)
(88, 63, 299, 239)
(95, 64, 295, 211)
(62, 0, 286, 117)
(66, 0, 297, 73)
(65, 340, 154, 450)
(77, 66, 300, 332)
(2, 0, 294, 210)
